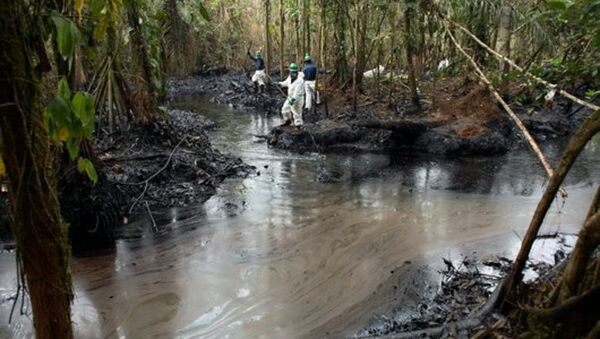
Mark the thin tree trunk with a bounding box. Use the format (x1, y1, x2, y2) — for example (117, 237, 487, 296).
(496, 1, 512, 73)
(279, 0, 285, 77)
(0, 2, 73, 338)
(557, 211, 600, 303)
(332, 0, 349, 86)
(319, 0, 326, 69)
(265, 0, 272, 80)
(304, 0, 311, 55)
(295, 0, 301, 64)
(125, 0, 157, 122)
(404, 0, 420, 109)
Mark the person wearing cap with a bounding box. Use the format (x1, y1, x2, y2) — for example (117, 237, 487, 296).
(278, 63, 305, 128)
(247, 49, 266, 93)
(302, 54, 319, 110)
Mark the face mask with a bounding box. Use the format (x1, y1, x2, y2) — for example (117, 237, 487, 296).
(291, 73, 298, 81)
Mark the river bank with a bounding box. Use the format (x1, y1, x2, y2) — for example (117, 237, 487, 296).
(168, 72, 595, 156)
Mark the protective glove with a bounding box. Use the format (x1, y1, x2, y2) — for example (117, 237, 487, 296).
(288, 97, 297, 105)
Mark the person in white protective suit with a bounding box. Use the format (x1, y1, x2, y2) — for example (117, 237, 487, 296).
(279, 63, 305, 128)
(302, 54, 319, 110)
(247, 50, 267, 93)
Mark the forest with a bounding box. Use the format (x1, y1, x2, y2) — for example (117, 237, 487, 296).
(0, 0, 599, 338)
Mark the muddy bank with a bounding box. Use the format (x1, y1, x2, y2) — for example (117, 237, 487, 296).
(173, 73, 594, 157)
(0, 105, 254, 251)
(167, 72, 285, 116)
(90, 108, 254, 241)
(269, 91, 593, 156)
(351, 233, 574, 338)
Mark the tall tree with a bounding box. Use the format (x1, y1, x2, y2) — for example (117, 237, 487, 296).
(496, 1, 512, 72)
(0, 1, 73, 338)
(352, 1, 368, 111)
(332, 0, 349, 86)
(265, 0, 272, 79)
(295, 0, 302, 63)
(404, 0, 420, 109)
(125, 0, 158, 122)
(279, 0, 285, 77)
(304, 0, 311, 54)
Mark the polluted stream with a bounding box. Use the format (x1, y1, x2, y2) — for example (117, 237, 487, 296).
(1, 96, 599, 338)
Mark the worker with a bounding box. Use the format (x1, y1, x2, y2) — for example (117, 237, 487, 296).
(279, 63, 305, 128)
(302, 54, 319, 110)
(247, 49, 266, 93)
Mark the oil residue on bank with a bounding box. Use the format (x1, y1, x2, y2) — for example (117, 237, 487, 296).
(1, 96, 598, 338)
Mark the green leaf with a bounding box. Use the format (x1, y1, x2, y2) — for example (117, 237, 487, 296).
(71, 92, 95, 126)
(46, 96, 71, 129)
(57, 78, 71, 100)
(197, 2, 210, 21)
(77, 158, 98, 184)
(66, 139, 80, 159)
(51, 13, 81, 60)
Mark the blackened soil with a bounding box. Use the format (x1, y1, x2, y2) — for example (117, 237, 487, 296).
(96, 108, 254, 214)
(356, 258, 507, 338)
(167, 72, 286, 116)
(0, 106, 254, 252)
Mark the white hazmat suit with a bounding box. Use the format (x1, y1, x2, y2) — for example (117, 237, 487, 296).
(279, 74, 305, 126)
(252, 70, 267, 86)
(304, 80, 319, 110)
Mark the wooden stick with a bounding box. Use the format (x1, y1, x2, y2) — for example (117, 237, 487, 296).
(444, 24, 567, 197)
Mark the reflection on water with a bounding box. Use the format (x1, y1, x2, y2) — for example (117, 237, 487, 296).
(0, 96, 598, 338)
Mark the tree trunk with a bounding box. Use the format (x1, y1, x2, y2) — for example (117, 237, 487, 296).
(352, 1, 368, 111)
(265, 0, 272, 80)
(125, 0, 157, 122)
(295, 0, 302, 64)
(164, 0, 189, 76)
(499, 109, 600, 310)
(404, 0, 420, 109)
(496, 1, 512, 73)
(332, 0, 349, 86)
(557, 212, 600, 303)
(304, 0, 311, 55)
(279, 0, 285, 77)
(0, 1, 74, 338)
(319, 0, 327, 69)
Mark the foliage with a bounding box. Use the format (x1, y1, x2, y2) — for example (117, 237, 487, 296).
(50, 11, 82, 65)
(45, 79, 98, 184)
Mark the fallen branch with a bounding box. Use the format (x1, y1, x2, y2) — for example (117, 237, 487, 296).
(100, 152, 168, 162)
(144, 201, 158, 233)
(444, 24, 567, 198)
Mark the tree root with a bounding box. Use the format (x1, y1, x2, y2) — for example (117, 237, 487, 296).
(525, 284, 600, 320)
